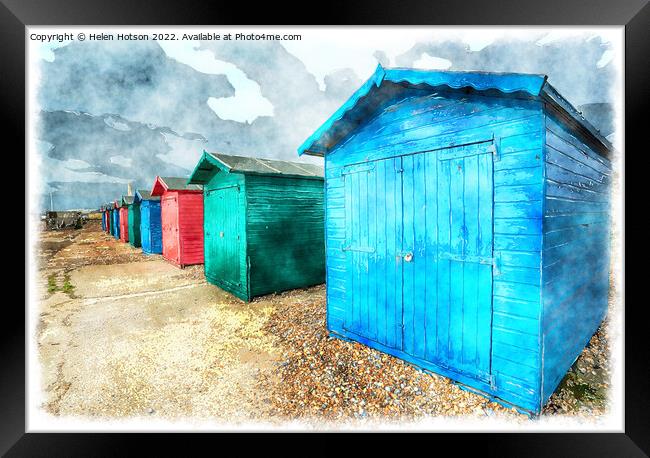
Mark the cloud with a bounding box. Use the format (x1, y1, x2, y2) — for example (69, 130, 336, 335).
(33, 30, 620, 210)
(412, 53, 452, 70)
(597, 50, 615, 68)
(109, 155, 133, 168)
(157, 40, 274, 123)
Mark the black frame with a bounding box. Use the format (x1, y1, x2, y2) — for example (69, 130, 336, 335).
(3, 0, 646, 455)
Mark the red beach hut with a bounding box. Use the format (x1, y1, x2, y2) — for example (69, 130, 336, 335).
(119, 195, 133, 243)
(104, 204, 111, 234)
(150, 176, 204, 267)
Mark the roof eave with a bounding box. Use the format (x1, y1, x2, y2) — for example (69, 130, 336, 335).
(297, 66, 550, 158)
(150, 176, 167, 196)
(540, 82, 614, 158)
(298, 64, 386, 156)
(187, 151, 231, 185)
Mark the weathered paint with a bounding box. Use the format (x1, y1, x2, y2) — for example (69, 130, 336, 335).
(187, 152, 325, 301)
(301, 68, 613, 414)
(112, 205, 120, 239)
(128, 202, 142, 248)
(150, 176, 204, 267)
(139, 198, 162, 255)
(119, 206, 129, 243)
(105, 205, 112, 234)
(540, 111, 612, 404)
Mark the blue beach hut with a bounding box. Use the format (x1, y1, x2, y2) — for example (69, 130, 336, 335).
(299, 66, 614, 414)
(112, 200, 120, 239)
(135, 189, 162, 255)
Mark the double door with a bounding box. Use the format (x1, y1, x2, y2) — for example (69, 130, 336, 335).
(342, 143, 495, 380)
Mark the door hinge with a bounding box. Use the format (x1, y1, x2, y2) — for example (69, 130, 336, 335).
(489, 136, 501, 162)
(492, 251, 502, 276)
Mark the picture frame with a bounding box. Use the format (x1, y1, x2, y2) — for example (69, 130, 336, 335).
(2, 0, 645, 454)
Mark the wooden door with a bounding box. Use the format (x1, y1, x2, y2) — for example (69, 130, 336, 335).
(401, 144, 494, 380)
(205, 186, 241, 287)
(342, 143, 495, 381)
(342, 157, 403, 350)
(162, 195, 179, 263)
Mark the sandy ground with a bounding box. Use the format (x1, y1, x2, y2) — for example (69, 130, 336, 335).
(35, 220, 612, 426)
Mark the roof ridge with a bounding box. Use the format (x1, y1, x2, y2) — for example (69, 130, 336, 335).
(211, 153, 233, 170)
(290, 162, 318, 176)
(254, 157, 283, 174)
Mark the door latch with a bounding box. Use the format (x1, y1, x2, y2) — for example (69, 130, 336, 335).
(403, 252, 413, 262)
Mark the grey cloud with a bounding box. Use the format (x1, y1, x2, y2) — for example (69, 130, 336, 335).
(36, 36, 617, 210)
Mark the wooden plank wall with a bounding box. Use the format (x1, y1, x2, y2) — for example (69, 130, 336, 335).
(140, 200, 162, 254)
(204, 171, 248, 300)
(540, 113, 612, 403)
(128, 204, 142, 248)
(325, 91, 546, 411)
(246, 175, 326, 299)
(177, 192, 204, 266)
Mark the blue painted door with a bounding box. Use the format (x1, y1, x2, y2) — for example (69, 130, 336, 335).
(343, 157, 403, 350)
(343, 143, 494, 381)
(141, 204, 152, 252)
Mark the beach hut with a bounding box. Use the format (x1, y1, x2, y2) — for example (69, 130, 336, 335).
(105, 203, 113, 234)
(100, 205, 106, 232)
(135, 189, 162, 254)
(298, 66, 613, 414)
(150, 176, 203, 267)
(187, 152, 325, 301)
(128, 192, 144, 248)
(119, 196, 133, 243)
(112, 200, 120, 239)
(106, 203, 113, 234)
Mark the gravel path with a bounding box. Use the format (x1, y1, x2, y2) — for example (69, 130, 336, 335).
(36, 221, 613, 426)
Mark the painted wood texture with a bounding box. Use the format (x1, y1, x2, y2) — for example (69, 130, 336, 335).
(160, 191, 204, 267)
(245, 175, 326, 299)
(128, 203, 142, 248)
(325, 91, 546, 412)
(112, 208, 120, 239)
(203, 171, 247, 299)
(540, 113, 612, 403)
(140, 200, 162, 254)
(105, 210, 111, 234)
(119, 207, 129, 242)
(198, 165, 324, 302)
(177, 192, 204, 266)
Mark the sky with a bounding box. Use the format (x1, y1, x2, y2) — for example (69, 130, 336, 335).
(28, 27, 623, 210)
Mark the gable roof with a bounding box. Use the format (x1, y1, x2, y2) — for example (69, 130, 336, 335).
(121, 195, 134, 206)
(298, 65, 613, 158)
(134, 189, 160, 203)
(187, 151, 324, 185)
(151, 176, 202, 196)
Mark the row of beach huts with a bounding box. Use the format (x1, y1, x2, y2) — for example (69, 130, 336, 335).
(100, 153, 325, 303)
(98, 67, 614, 415)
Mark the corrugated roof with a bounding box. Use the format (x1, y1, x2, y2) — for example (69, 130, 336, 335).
(159, 177, 202, 191)
(151, 176, 202, 196)
(188, 151, 323, 184)
(134, 189, 160, 203)
(121, 195, 134, 206)
(298, 64, 613, 157)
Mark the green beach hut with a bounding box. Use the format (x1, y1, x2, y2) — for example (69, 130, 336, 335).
(187, 151, 325, 301)
(128, 190, 147, 248)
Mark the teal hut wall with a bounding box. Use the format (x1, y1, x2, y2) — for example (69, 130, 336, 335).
(245, 174, 325, 299)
